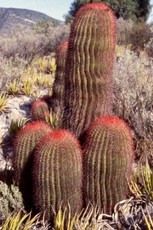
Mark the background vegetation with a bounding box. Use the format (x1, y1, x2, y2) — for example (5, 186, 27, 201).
(66, 0, 151, 22)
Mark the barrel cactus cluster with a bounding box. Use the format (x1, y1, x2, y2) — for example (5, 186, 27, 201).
(12, 2, 134, 223)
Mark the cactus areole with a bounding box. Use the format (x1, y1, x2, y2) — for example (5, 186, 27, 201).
(62, 3, 116, 137)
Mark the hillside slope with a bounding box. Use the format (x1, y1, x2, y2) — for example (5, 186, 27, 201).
(0, 7, 61, 36)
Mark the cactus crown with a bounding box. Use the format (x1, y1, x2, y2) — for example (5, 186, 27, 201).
(17, 120, 50, 132)
(86, 115, 134, 158)
(45, 130, 67, 140)
(90, 115, 133, 137)
(76, 2, 113, 13)
(31, 99, 45, 109)
(74, 3, 116, 27)
(37, 129, 81, 148)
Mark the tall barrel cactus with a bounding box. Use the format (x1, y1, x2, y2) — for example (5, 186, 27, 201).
(62, 3, 116, 137)
(32, 129, 82, 221)
(50, 41, 68, 128)
(83, 116, 134, 214)
(13, 121, 51, 210)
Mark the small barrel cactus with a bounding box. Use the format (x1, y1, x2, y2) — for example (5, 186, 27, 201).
(31, 98, 50, 121)
(13, 121, 52, 210)
(83, 115, 134, 214)
(62, 3, 116, 138)
(32, 129, 82, 221)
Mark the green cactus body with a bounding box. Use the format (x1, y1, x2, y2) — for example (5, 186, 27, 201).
(32, 129, 82, 221)
(62, 3, 116, 137)
(13, 121, 51, 210)
(83, 116, 134, 214)
(50, 41, 68, 127)
(31, 99, 49, 121)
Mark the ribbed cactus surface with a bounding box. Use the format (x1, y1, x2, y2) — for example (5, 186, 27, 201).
(31, 99, 49, 121)
(32, 129, 82, 221)
(62, 3, 116, 137)
(83, 116, 134, 214)
(13, 121, 51, 210)
(50, 41, 68, 128)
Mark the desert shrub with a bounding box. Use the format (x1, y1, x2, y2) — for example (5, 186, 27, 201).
(0, 181, 25, 224)
(0, 24, 70, 63)
(117, 17, 134, 45)
(114, 45, 153, 159)
(129, 22, 152, 54)
(0, 34, 50, 63)
(117, 18, 152, 54)
(0, 55, 55, 96)
(136, 139, 153, 167)
(51, 24, 70, 50)
(145, 37, 153, 57)
(0, 22, 69, 93)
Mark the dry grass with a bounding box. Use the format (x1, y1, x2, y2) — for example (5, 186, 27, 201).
(114, 45, 153, 160)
